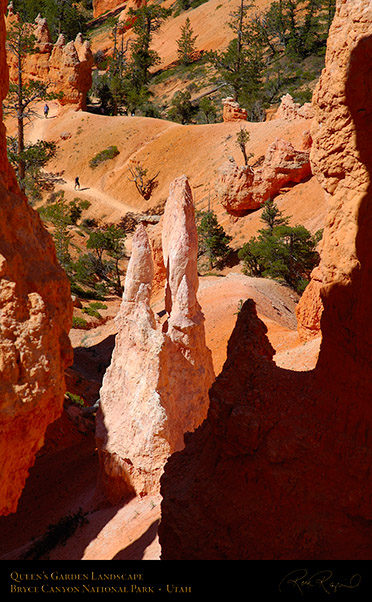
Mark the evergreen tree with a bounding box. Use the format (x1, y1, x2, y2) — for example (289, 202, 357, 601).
(197, 96, 217, 123)
(124, 4, 171, 111)
(13, 0, 90, 41)
(86, 225, 126, 293)
(6, 137, 57, 202)
(168, 90, 196, 124)
(209, 0, 265, 119)
(238, 199, 321, 293)
(4, 19, 61, 190)
(197, 210, 232, 269)
(235, 126, 252, 165)
(260, 198, 290, 232)
(177, 17, 198, 65)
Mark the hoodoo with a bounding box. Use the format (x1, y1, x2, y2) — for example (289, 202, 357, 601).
(5, 5, 93, 110)
(96, 176, 215, 504)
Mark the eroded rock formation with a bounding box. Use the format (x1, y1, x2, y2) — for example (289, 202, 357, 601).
(5, 6, 93, 110)
(296, 266, 323, 341)
(96, 176, 214, 504)
(159, 0, 372, 559)
(217, 138, 311, 216)
(222, 97, 248, 122)
(274, 93, 314, 121)
(0, 0, 73, 516)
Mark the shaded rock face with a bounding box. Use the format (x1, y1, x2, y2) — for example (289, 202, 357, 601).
(96, 177, 214, 504)
(159, 0, 372, 560)
(0, 0, 73, 516)
(222, 97, 248, 122)
(217, 138, 311, 216)
(5, 7, 93, 109)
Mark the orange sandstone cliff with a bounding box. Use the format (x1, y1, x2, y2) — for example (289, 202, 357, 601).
(159, 0, 372, 559)
(0, 0, 73, 516)
(5, 7, 93, 110)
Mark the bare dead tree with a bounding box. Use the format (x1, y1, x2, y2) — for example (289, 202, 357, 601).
(127, 161, 159, 200)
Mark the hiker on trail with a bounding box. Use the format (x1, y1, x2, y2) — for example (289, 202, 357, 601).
(44, 103, 49, 118)
(74, 176, 80, 190)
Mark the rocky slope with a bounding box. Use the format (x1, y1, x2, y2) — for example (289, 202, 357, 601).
(0, 0, 73, 517)
(159, 0, 372, 560)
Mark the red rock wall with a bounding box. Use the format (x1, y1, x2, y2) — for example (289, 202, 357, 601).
(159, 0, 372, 559)
(0, 0, 73, 516)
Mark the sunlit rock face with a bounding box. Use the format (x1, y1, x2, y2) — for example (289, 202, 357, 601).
(217, 138, 311, 216)
(96, 177, 214, 504)
(5, 6, 93, 109)
(0, 0, 73, 516)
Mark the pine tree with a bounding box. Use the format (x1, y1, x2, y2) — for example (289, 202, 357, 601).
(5, 18, 61, 189)
(197, 210, 232, 269)
(238, 200, 321, 293)
(177, 17, 198, 65)
(209, 0, 264, 119)
(124, 4, 171, 110)
(259, 198, 290, 232)
(235, 126, 253, 165)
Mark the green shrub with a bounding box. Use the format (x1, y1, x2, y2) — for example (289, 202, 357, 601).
(197, 210, 232, 269)
(65, 392, 85, 407)
(238, 200, 321, 294)
(72, 316, 89, 329)
(89, 145, 120, 169)
(89, 301, 108, 310)
(82, 306, 102, 319)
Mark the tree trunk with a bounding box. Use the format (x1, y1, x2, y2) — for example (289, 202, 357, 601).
(17, 39, 25, 188)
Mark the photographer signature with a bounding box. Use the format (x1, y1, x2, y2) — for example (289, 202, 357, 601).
(279, 569, 361, 596)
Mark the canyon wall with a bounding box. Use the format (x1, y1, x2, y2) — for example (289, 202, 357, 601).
(6, 7, 93, 110)
(159, 0, 372, 559)
(0, 0, 73, 516)
(96, 176, 214, 504)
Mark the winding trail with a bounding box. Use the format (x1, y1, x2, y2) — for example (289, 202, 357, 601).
(59, 178, 134, 215)
(26, 101, 134, 217)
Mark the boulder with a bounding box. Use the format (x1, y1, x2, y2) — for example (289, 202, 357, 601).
(217, 138, 311, 216)
(222, 97, 248, 122)
(274, 93, 314, 121)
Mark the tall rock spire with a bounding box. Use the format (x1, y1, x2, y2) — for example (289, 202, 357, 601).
(96, 178, 215, 504)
